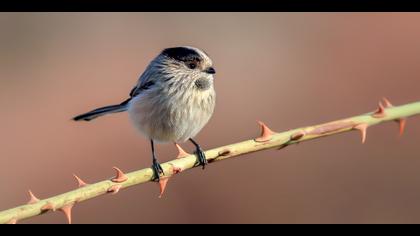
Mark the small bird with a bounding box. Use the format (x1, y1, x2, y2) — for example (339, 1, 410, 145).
(73, 46, 216, 180)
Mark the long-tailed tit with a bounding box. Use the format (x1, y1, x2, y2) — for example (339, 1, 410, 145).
(73, 46, 216, 180)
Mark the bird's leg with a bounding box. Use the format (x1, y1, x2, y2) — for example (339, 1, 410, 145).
(189, 138, 208, 169)
(150, 139, 164, 181)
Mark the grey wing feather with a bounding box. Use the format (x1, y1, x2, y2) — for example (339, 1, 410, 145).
(129, 61, 160, 97)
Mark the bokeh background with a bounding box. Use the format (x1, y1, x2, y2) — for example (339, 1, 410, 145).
(0, 13, 420, 224)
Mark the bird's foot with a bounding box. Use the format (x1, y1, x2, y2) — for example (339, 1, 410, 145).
(151, 160, 164, 181)
(194, 147, 208, 169)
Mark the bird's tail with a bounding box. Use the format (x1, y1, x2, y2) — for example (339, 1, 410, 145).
(73, 99, 130, 121)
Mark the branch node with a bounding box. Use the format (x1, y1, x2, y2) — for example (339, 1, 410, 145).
(290, 130, 306, 141)
(41, 202, 55, 212)
(218, 149, 232, 157)
(107, 184, 122, 195)
(169, 163, 182, 174)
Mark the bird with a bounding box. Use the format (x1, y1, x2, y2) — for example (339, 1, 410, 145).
(73, 46, 216, 180)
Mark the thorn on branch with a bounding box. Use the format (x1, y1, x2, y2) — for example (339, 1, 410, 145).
(107, 184, 122, 195)
(1, 99, 419, 224)
(73, 174, 88, 188)
(397, 118, 407, 136)
(27, 190, 40, 204)
(354, 123, 368, 144)
(156, 164, 182, 198)
(382, 97, 393, 108)
(372, 101, 386, 118)
(59, 204, 74, 224)
(169, 163, 182, 174)
(158, 177, 170, 199)
(175, 143, 190, 159)
(382, 97, 407, 136)
(111, 167, 128, 183)
(255, 121, 276, 142)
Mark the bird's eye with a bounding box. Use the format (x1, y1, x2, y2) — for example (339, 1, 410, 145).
(188, 63, 196, 69)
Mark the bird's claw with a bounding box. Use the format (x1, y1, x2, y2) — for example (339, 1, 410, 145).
(194, 147, 208, 169)
(152, 160, 164, 181)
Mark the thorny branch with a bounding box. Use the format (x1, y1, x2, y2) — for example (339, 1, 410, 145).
(1, 98, 420, 224)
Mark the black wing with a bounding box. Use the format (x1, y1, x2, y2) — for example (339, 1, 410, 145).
(129, 80, 155, 98)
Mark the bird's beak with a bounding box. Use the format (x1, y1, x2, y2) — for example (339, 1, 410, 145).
(205, 67, 216, 74)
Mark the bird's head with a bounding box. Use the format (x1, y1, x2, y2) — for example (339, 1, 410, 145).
(150, 46, 215, 90)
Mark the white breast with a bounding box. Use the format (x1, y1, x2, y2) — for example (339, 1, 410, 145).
(127, 85, 215, 143)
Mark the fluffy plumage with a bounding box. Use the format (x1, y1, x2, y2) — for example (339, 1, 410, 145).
(73, 46, 216, 143)
(128, 46, 216, 143)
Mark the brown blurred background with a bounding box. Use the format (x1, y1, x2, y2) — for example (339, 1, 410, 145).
(0, 13, 420, 224)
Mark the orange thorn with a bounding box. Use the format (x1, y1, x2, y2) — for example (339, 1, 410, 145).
(255, 121, 276, 142)
(7, 218, 17, 224)
(372, 102, 386, 118)
(107, 184, 122, 194)
(354, 123, 368, 144)
(111, 167, 128, 183)
(398, 118, 407, 136)
(73, 174, 88, 188)
(41, 202, 55, 212)
(27, 190, 40, 204)
(290, 130, 306, 141)
(175, 143, 190, 159)
(380, 97, 406, 136)
(382, 97, 393, 108)
(158, 177, 170, 199)
(60, 204, 74, 224)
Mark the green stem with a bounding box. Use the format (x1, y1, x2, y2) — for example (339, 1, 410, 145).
(1, 100, 420, 224)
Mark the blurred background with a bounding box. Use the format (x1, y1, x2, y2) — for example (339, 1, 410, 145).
(0, 13, 420, 224)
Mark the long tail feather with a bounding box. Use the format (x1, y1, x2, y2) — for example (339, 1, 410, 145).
(73, 99, 130, 121)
